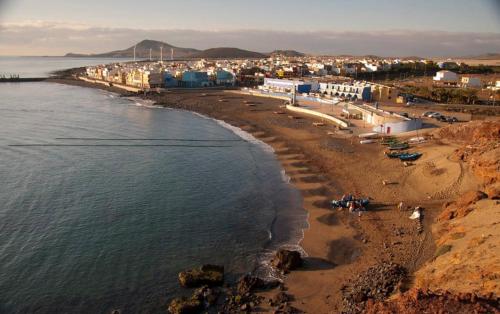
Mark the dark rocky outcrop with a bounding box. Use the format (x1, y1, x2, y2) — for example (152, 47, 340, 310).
(364, 288, 500, 314)
(167, 297, 202, 314)
(271, 250, 303, 272)
(237, 274, 265, 295)
(236, 274, 280, 295)
(341, 262, 407, 314)
(178, 264, 224, 288)
(168, 285, 219, 314)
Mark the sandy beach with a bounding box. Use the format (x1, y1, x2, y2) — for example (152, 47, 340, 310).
(48, 78, 498, 313)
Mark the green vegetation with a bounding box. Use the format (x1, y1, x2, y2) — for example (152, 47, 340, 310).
(401, 86, 480, 104)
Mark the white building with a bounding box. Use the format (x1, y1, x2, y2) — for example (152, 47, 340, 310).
(461, 77, 481, 88)
(364, 64, 379, 72)
(433, 70, 458, 84)
(319, 82, 372, 101)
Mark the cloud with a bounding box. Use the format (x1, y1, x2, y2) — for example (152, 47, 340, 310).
(1, 20, 499, 57)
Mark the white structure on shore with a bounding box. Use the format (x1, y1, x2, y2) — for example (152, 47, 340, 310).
(461, 77, 481, 88)
(319, 82, 372, 101)
(433, 70, 458, 84)
(347, 103, 423, 134)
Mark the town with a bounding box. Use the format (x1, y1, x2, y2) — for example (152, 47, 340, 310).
(81, 53, 500, 136)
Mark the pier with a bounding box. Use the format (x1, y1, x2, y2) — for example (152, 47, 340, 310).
(0, 77, 47, 83)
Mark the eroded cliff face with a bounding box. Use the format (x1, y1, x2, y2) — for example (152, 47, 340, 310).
(417, 121, 499, 297)
(365, 121, 500, 312)
(416, 198, 499, 296)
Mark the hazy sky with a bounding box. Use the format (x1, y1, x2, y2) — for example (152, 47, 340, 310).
(1, 0, 499, 56)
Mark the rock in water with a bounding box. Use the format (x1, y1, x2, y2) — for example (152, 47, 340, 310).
(178, 264, 224, 288)
(167, 297, 202, 314)
(272, 250, 303, 272)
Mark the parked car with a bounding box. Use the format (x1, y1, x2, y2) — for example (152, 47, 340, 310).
(422, 111, 437, 117)
(436, 115, 447, 122)
(428, 112, 442, 118)
(446, 116, 459, 123)
(406, 101, 415, 106)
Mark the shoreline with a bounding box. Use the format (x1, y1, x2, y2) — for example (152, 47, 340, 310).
(185, 109, 310, 282)
(47, 77, 440, 312)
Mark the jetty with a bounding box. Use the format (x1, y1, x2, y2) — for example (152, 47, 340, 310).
(0, 77, 47, 83)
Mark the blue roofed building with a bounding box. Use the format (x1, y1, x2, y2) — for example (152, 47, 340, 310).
(181, 71, 213, 88)
(216, 70, 236, 86)
(163, 72, 178, 88)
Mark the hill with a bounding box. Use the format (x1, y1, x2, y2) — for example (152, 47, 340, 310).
(188, 47, 267, 59)
(65, 39, 200, 59)
(463, 53, 500, 60)
(270, 50, 305, 57)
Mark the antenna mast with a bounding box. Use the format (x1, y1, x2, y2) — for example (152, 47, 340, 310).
(160, 46, 163, 63)
(133, 45, 136, 62)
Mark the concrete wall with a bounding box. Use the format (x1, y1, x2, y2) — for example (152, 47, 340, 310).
(372, 119, 423, 134)
(286, 105, 349, 128)
(78, 76, 141, 93)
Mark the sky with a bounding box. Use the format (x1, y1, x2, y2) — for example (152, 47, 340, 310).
(0, 0, 499, 56)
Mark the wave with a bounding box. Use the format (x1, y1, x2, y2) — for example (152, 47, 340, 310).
(125, 96, 162, 109)
(190, 112, 275, 154)
(280, 169, 291, 184)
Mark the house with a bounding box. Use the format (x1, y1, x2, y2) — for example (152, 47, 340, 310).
(181, 71, 212, 88)
(461, 77, 481, 89)
(148, 70, 165, 88)
(319, 82, 372, 101)
(437, 61, 459, 70)
(215, 70, 236, 86)
(262, 78, 312, 93)
(163, 72, 178, 88)
(126, 69, 150, 88)
(433, 70, 458, 85)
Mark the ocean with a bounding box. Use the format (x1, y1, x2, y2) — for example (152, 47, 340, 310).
(0, 56, 139, 78)
(0, 68, 307, 313)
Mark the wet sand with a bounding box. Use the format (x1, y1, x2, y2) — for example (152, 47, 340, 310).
(48, 79, 473, 312)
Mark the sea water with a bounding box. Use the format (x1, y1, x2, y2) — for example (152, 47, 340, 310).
(0, 82, 307, 313)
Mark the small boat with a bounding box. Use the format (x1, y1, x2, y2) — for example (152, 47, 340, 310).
(409, 136, 426, 144)
(398, 153, 422, 161)
(389, 143, 410, 150)
(380, 137, 398, 145)
(385, 151, 408, 158)
(360, 139, 376, 144)
(359, 132, 380, 139)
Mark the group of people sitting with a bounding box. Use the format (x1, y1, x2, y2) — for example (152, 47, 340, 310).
(331, 194, 370, 216)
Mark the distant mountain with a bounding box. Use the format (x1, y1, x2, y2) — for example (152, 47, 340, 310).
(462, 53, 500, 60)
(65, 39, 200, 59)
(270, 50, 305, 57)
(185, 47, 267, 59)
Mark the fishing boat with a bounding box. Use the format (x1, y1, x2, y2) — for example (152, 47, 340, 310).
(389, 142, 409, 150)
(398, 153, 422, 161)
(381, 138, 399, 146)
(385, 151, 408, 158)
(359, 132, 380, 139)
(360, 139, 376, 144)
(409, 136, 426, 144)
